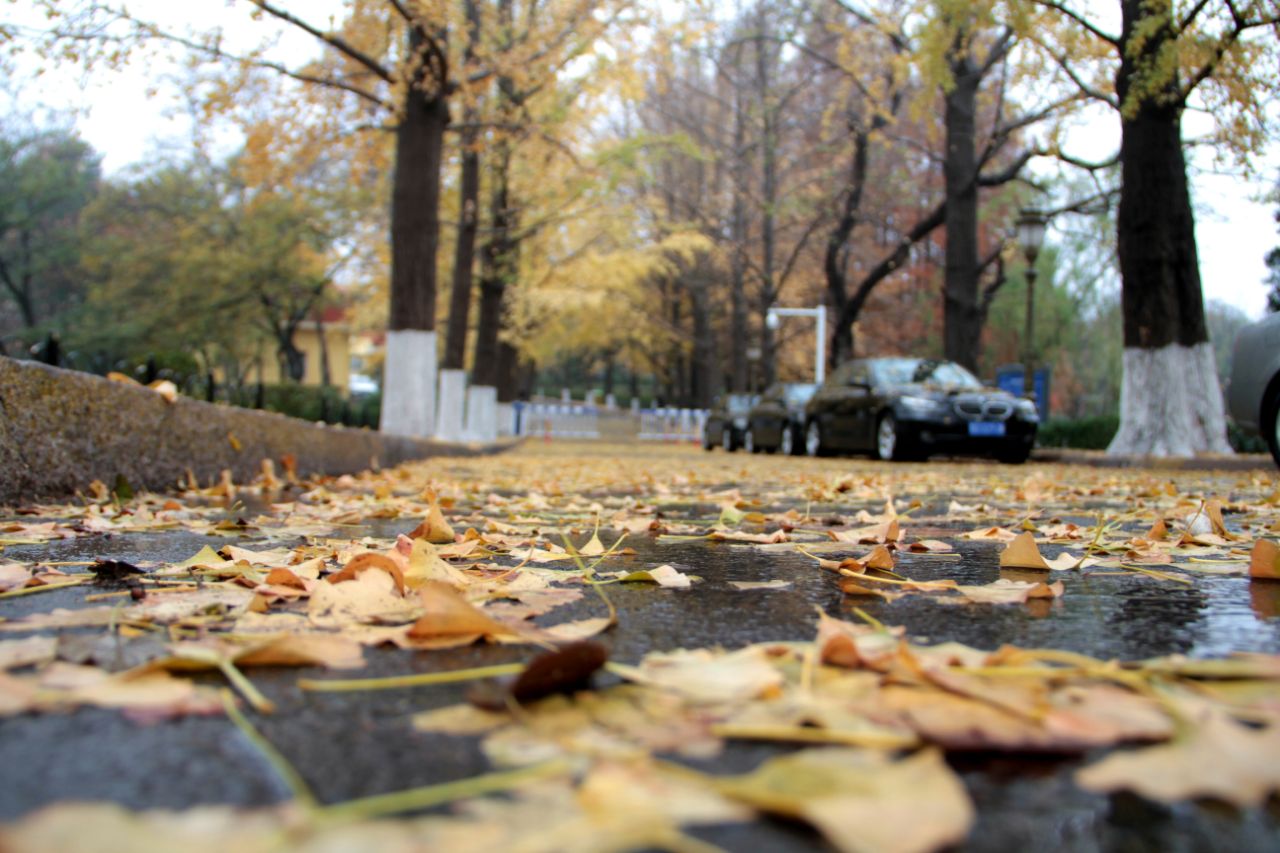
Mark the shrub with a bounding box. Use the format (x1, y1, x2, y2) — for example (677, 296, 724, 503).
(1036, 415, 1119, 450)
(1039, 415, 1267, 454)
(229, 384, 379, 429)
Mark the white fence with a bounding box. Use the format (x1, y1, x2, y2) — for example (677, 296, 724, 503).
(500, 400, 707, 442)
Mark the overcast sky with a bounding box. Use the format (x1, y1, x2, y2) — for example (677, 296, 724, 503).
(5, 0, 1277, 320)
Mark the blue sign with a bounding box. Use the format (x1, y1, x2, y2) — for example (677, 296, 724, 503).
(995, 366, 1050, 420)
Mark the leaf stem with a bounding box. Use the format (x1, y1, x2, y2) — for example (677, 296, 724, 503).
(317, 759, 573, 823)
(298, 663, 524, 693)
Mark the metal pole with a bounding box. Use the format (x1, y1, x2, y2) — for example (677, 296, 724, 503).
(815, 307, 826, 385)
(1023, 267, 1037, 402)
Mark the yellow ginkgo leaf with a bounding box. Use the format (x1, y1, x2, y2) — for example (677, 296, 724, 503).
(998, 531, 1050, 571)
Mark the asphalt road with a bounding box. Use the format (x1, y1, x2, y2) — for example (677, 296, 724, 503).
(2, 448, 1279, 851)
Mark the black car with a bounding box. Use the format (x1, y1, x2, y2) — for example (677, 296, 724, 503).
(703, 393, 758, 451)
(744, 382, 817, 455)
(803, 357, 1038, 462)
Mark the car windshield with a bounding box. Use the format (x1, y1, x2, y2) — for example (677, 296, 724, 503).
(726, 394, 756, 414)
(784, 384, 817, 406)
(871, 358, 982, 389)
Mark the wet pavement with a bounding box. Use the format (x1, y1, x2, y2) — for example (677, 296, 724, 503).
(2, 446, 1279, 850)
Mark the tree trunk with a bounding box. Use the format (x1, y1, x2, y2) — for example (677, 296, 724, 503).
(387, 29, 447, 333)
(380, 25, 448, 438)
(1107, 0, 1230, 457)
(442, 0, 482, 371)
(729, 88, 750, 392)
(755, 21, 779, 388)
(472, 146, 516, 389)
(942, 51, 982, 373)
(442, 122, 480, 370)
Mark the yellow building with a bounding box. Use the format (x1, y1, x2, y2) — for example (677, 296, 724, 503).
(240, 309, 353, 395)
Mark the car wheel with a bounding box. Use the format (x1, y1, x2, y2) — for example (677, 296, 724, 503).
(702, 430, 714, 451)
(722, 427, 736, 452)
(780, 427, 795, 457)
(1265, 383, 1280, 468)
(875, 413, 903, 461)
(744, 428, 757, 454)
(805, 421, 826, 457)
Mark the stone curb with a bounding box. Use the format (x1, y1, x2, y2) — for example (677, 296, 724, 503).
(1031, 447, 1276, 471)
(0, 357, 514, 504)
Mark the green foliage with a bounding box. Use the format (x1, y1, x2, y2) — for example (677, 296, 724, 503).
(228, 384, 379, 429)
(981, 205, 1124, 419)
(1037, 415, 1119, 450)
(0, 123, 100, 336)
(1228, 419, 1269, 454)
(70, 156, 340, 383)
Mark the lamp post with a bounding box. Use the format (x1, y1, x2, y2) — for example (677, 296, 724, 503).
(1015, 208, 1047, 404)
(766, 305, 827, 384)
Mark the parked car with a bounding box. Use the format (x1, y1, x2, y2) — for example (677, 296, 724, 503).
(1227, 312, 1280, 467)
(703, 393, 758, 451)
(803, 357, 1038, 462)
(744, 382, 817, 455)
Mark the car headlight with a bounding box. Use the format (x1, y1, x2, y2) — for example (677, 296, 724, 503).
(898, 395, 947, 417)
(1015, 399, 1039, 422)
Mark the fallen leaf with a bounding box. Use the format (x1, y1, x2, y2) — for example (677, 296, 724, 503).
(406, 581, 522, 646)
(1076, 711, 1280, 807)
(998, 532, 1051, 570)
(1250, 539, 1280, 581)
(615, 565, 693, 588)
(717, 747, 974, 853)
(327, 552, 406, 595)
(409, 493, 456, 544)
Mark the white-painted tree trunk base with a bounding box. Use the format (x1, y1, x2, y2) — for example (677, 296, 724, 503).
(435, 369, 467, 442)
(379, 330, 437, 438)
(464, 385, 498, 443)
(1107, 342, 1233, 457)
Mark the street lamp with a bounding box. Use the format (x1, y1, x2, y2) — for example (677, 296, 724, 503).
(1016, 208, 1047, 403)
(766, 305, 827, 384)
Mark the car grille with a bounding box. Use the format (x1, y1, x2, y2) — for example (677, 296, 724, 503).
(953, 396, 1013, 422)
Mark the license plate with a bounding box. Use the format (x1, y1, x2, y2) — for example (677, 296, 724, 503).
(968, 421, 1006, 437)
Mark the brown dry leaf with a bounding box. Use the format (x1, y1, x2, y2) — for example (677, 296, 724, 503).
(907, 539, 953, 553)
(817, 613, 901, 670)
(407, 581, 523, 646)
(1250, 539, 1280, 580)
(409, 493, 456, 544)
(829, 518, 901, 545)
(327, 552, 406, 596)
(717, 747, 974, 853)
(998, 532, 1051, 570)
(864, 544, 896, 570)
(960, 526, 1019, 542)
(954, 578, 1064, 605)
(229, 634, 366, 670)
(879, 681, 1171, 753)
(262, 568, 307, 590)
(308, 568, 421, 629)
(1076, 711, 1280, 807)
